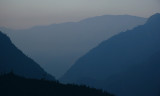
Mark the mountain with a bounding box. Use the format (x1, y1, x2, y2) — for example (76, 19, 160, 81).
(1, 15, 147, 78)
(60, 13, 160, 96)
(101, 51, 160, 96)
(0, 73, 113, 96)
(0, 31, 55, 80)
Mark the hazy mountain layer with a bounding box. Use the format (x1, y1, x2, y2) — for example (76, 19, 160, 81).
(1, 15, 147, 77)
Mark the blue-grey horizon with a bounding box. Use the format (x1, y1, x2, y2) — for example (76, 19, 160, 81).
(0, 0, 160, 29)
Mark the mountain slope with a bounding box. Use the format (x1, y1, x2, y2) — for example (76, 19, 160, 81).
(2, 15, 147, 77)
(0, 31, 55, 80)
(60, 13, 160, 96)
(0, 73, 113, 96)
(102, 51, 160, 96)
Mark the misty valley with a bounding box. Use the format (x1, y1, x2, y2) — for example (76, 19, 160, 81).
(0, 13, 160, 96)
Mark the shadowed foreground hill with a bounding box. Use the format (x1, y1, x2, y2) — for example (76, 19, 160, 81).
(0, 31, 54, 80)
(60, 13, 160, 96)
(0, 73, 113, 96)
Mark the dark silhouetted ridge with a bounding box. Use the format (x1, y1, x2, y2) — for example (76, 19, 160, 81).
(0, 31, 55, 80)
(0, 73, 113, 96)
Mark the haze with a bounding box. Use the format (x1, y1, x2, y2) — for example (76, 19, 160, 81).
(0, 0, 160, 29)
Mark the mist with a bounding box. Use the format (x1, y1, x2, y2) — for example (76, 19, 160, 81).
(0, 0, 160, 29)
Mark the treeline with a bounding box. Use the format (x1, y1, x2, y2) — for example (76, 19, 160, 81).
(0, 72, 113, 96)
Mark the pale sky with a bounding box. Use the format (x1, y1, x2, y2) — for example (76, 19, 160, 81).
(0, 0, 160, 29)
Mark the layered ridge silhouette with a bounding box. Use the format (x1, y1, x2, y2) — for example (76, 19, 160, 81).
(1, 15, 147, 77)
(60, 13, 160, 96)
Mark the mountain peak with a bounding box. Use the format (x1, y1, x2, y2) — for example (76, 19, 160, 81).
(146, 13, 160, 25)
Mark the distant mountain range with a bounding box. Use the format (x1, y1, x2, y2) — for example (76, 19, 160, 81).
(0, 73, 113, 96)
(0, 15, 147, 77)
(60, 13, 160, 96)
(0, 31, 55, 80)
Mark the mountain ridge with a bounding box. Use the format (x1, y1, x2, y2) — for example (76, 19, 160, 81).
(1, 15, 147, 78)
(60, 13, 160, 96)
(0, 31, 55, 80)
(0, 72, 113, 96)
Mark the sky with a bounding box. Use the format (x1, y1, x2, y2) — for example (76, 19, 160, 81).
(0, 0, 160, 29)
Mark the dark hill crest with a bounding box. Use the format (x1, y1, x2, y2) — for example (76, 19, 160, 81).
(0, 31, 55, 80)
